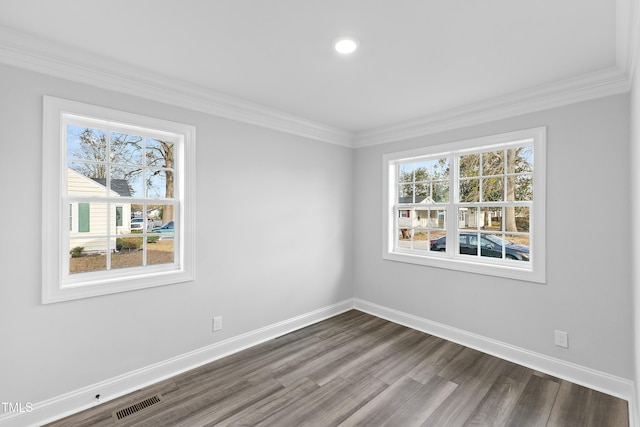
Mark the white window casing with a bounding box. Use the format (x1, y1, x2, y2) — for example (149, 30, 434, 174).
(42, 96, 196, 303)
(382, 127, 546, 283)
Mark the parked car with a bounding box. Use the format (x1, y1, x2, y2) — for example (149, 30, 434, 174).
(130, 217, 154, 231)
(430, 233, 529, 261)
(152, 221, 174, 233)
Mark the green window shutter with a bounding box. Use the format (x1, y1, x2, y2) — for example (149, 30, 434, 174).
(78, 203, 90, 233)
(116, 206, 123, 227)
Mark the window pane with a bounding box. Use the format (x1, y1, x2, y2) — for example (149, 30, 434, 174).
(514, 206, 530, 233)
(480, 233, 504, 259)
(415, 183, 429, 202)
(506, 233, 530, 261)
(146, 169, 173, 198)
(459, 153, 480, 177)
(413, 229, 429, 251)
(480, 207, 502, 232)
(415, 209, 429, 228)
(512, 174, 533, 201)
(482, 177, 504, 202)
(148, 204, 176, 243)
(398, 208, 412, 229)
(459, 232, 479, 256)
(414, 161, 430, 182)
(433, 181, 449, 202)
(111, 166, 141, 197)
(129, 204, 171, 232)
(147, 204, 168, 225)
(146, 139, 175, 169)
(148, 239, 175, 266)
(69, 202, 110, 274)
(509, 146, 533, 173)
(433, 158, 449, 179)
(71, 202, 109, 237)
(482, 150, 504, 175)
(111, 204, 131, 234)
(398, 183, 414, 203)
(69, 240, 107, 274)
(397, 228, 412, 249)
(459, 207, 478, 230)
(67, 163, 108, 196)
(110, 131, 143, 165)
(113, 236, 143, 269)
(429, 209, 446, 229)
(428, 230, 447, 252)
(398, 163, 414, 183)
(67, 125, 108, 162)
(459, 178, 479, 202)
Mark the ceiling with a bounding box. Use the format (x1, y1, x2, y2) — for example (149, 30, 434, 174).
(0, 1, 635, 146)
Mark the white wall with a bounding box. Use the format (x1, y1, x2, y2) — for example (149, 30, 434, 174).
(0, 56, 635, 417)
(0, 63, 353, 404)
(353, 94, 634, 379)
(631, 21, 640, 412)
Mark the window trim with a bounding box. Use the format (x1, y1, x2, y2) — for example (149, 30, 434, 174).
(42, 96, 196, 303)
(382, 127, 546, 283)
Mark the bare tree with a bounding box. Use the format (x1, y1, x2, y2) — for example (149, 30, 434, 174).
(69, 128, 175, 221)
(146, 140, 174, 221)
(457, 148, 533, 232)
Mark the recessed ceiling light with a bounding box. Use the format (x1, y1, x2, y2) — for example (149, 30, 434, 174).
(334, 37, 359, 54)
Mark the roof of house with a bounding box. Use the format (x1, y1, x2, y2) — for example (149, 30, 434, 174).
(91, 178, 132, 197)
(399, 195, 434, 204)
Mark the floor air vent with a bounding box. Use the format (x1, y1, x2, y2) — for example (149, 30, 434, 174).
(112, 394, 163, 421)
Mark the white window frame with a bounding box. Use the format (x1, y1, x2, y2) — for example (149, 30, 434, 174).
(382, 127, 546, 283)
(42, 96, 196, 303)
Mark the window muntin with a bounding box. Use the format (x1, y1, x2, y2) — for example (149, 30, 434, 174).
(395, 156, 449, 253)
(65, 122, 178, 277)
(383, 127, 546, 283)
(43, 96, 196, 303)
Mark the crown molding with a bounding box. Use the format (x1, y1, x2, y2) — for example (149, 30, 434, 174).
(624, 0, 640, 81)
(0, 26, 354, 147)
(0, 21, 635, 150)
(617, 0, 639, 78)
(354, 0, 636, 148)
(353, 67, 630, 148)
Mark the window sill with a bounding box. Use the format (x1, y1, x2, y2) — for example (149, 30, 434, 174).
(382, 251, 545, 283)
(43, 268, 195, 304)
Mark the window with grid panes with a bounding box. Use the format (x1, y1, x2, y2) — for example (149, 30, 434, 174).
(383, 127, 546, 283)
(42, 96, 196, 303)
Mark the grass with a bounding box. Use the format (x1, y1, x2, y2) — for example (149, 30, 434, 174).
(70, 240, 174, 274)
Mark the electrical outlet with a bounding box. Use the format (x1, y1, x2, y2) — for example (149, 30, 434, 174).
(554, 330, 568, 348)
(212, 316, 222, 332)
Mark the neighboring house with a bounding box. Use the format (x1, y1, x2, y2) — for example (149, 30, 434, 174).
(67, 168, 132, 253)
(398, 195, 442, 230)
(398, 194, 506, 231)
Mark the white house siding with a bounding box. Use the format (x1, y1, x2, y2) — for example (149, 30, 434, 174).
(67, 168, 132, 253)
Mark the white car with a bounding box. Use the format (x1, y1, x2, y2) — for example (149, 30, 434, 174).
(130, 217, 153, 231)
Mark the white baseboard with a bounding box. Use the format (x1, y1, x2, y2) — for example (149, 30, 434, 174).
(353, 298, 638, 427)
(3, 297, 636, 427)
(0, 299, 354, 427)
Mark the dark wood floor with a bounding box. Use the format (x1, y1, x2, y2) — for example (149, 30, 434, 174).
(45, 310, 629, 426)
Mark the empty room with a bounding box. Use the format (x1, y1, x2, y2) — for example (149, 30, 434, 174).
(1, 1, 640, 426)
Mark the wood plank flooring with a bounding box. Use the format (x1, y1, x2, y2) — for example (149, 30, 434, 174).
(45, 310, 629, 427)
